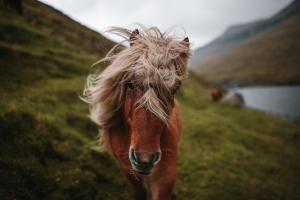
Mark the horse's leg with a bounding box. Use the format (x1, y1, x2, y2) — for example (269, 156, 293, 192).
(150, 165, 177, 200)
(116, 158, 148, 199)
(108, 129, 147, 199)
(125, 173, 147, 200)
(151, 177, 176, 200)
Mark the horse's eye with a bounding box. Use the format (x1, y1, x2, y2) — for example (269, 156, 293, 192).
(171, 85, 181, 95)
(171, 80, 181, 95)
(171, 87, 179, 95)
(127, 82, 135, 90)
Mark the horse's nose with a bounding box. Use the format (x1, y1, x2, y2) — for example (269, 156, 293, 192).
(130, 149, 161, 172)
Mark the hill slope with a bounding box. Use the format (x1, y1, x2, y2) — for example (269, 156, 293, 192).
(1, 1, 300, 200)
(0, 1, 129, 199)
(190, 1, 300, 86)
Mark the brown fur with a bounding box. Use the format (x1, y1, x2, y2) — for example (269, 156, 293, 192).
(106, 88, 182, 199)
(210, 88, 223, 102)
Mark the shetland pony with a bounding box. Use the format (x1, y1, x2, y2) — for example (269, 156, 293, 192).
(210, 88, 223, 102)
(82, 26, 190, 200)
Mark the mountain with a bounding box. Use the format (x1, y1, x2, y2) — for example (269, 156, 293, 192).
(1, 1, 300, 200)
(190, 0, 300, 86)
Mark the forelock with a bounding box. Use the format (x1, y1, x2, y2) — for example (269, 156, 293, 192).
(82, 25, 190, 129)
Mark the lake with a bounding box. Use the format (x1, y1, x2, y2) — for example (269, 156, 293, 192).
(235, 86, 300, 119)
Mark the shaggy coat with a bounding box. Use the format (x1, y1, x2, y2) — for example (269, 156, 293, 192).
(82, 26, 190, 200)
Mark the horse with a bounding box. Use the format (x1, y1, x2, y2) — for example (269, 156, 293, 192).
(82, 26, 190, 200)
(210, 88, 223, 102)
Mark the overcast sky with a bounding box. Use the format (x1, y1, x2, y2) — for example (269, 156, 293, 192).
(39, 0, 293, 49)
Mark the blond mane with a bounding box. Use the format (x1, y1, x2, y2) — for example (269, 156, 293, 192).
(82, 26, 190, 130)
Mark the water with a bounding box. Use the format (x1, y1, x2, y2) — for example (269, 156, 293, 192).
(235, 86, 300, 119)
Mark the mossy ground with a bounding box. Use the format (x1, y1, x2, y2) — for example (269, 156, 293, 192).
(1, 1, 300, 199)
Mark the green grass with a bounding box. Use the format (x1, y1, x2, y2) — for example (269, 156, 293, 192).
(1, 1, 300, 199)
(177, 74, 300, 199)
(0, 1, 129, 199)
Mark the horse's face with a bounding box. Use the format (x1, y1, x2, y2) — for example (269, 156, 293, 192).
(124, 84, 171, 175)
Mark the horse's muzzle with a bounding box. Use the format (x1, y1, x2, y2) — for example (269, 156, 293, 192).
(129, 148, 161, 175)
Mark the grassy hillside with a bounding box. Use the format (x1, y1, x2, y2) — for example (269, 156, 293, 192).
(1, 1, 300, 200)
(192, 8, 300, 86)
(0, 1, 129, 199)
(178, 74, 300, 199)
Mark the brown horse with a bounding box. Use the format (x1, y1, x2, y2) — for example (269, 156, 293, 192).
(82, 26, 190, 200)
(210, 88, 223, 102)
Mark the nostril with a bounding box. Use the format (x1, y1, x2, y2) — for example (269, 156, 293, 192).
(130, 149, 161, 167)
(130, 149, 140, 164)
(133, 150, 139, 162)
(152, 151, 161, 164)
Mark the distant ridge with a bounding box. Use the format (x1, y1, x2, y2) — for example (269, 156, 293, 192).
(189, 0, 300, 86)
(190, 0, 300, 67)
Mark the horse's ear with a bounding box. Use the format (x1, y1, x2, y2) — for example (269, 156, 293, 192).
(180, 36, 190, 56)
(176, 37, 190, 76)
(181, 37, 189, 48)
(129, 29, 139, 46)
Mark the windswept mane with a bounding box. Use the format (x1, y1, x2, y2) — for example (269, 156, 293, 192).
(82, 26, 190, 130)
